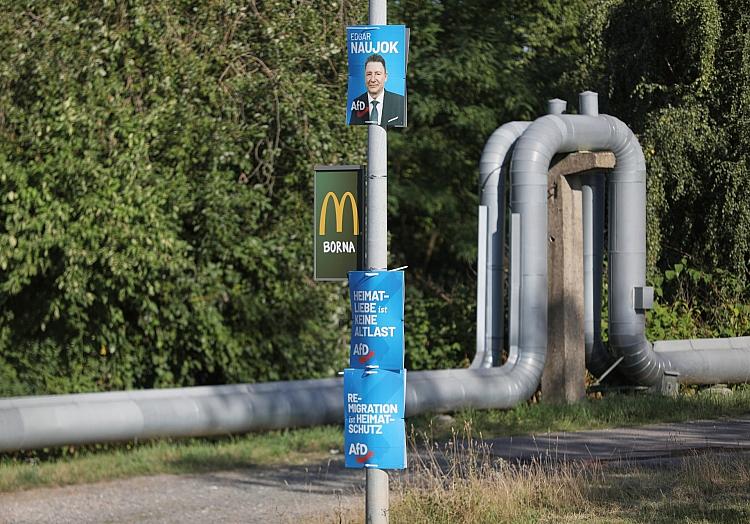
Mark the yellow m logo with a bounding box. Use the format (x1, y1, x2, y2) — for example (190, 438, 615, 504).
(319, 191, 359, 236)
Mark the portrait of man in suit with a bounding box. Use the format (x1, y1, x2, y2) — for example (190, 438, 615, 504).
(349, 54, 405, 127)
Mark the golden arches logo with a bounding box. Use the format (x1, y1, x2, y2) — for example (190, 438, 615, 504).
(319, 191, 359, 236)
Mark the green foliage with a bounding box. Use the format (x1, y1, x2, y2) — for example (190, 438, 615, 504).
(385, 0, 594, 367)
(389, 0, 592, 274)
(596, 0, 750, 276)
(2, 0, 750, 395)
(0, 1, 365, 394)
(405, 281, 475, 370)
(647, 258, 750, 340)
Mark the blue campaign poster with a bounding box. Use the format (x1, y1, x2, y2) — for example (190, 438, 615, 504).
(344, 368, 406, 469)
(348, 271, 405, 370)
(346, 25, 408, 127)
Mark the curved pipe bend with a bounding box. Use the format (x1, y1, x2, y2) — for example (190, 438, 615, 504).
(510, 113, 750, 387)
(510, 114, 667, 386)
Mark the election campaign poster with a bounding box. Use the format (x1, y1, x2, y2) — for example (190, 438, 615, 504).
(348, 270, 404, 369)
(344, 368, 406, 469)
(346, 25, 408, 127)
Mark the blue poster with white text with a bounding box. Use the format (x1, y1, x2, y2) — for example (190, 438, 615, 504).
(346, 25, 408, 127)
(344, 368, 406, 469)
(348, 271, 405, 370)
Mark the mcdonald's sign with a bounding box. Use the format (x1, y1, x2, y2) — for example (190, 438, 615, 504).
(314, 165, 365, 280)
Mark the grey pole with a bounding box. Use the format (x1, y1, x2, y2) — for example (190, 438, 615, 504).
(367, 126, 389, 271)
(366, 1, 389, 522)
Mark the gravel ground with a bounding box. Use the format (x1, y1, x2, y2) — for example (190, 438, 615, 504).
(0, 460, 364, 524)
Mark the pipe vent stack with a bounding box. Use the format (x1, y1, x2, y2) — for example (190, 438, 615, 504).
(547, 98, 567, 115)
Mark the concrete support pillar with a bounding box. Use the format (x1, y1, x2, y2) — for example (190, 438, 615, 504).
(543, 152, 614, 403)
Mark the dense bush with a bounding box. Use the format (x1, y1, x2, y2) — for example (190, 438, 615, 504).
(0, 1, 365, 394)
(597, 0, 750, 277)
(2, 0, 749, 396)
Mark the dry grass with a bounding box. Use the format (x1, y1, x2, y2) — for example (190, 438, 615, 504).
(321, 422, 750, 523)
(390, 422, 594, 523)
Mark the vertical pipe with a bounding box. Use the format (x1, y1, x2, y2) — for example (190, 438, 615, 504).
(365, 4, 389, 523)
(477, 122, 531, 368)
(582, 175, 606, 374)
(605, 115, 664, 385)
(547, 98, 567, 115)
(474, 206, 488, 367)
(487, 181, 503, 366)
(578, 92, 609, 376)
(507, 213, 521, 366)
(578, 91, 599, 117)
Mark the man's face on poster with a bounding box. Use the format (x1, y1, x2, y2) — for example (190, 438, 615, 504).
(365, 61, 387, 97)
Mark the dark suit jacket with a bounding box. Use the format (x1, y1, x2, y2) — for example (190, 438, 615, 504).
(349, 90, 406, 127)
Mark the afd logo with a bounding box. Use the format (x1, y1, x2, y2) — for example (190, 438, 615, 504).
(319, 191, 359, 236)
(352, 342, 375, 364)
(349, 442, 375, 463)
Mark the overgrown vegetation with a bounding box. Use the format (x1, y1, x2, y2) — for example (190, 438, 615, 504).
(1, 0, 750, 394)
(598, 0, 750, 279)
(0, 1, 366, 394)
(648, 258, 750, 340)
(317, 416, 750, 522)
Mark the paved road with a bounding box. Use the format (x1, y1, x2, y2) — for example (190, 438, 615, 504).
(486, 416, 750, 464)
(3, 416, 750, 523)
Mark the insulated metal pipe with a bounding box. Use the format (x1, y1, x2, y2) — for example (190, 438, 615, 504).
(581, 175, 609, 376)
(473, 121, 530, 368)
(475, 205, 488, 366)
(578, 92, 610, 376)
(547, 98, 567, 115)
(654, 337, 750, 384)
(578, 91, 599, 117)
(0, 365, 542, 452)
(509, 108, 750, 387)
(509, 112, 663, 384)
